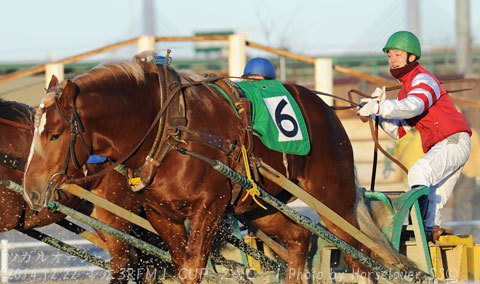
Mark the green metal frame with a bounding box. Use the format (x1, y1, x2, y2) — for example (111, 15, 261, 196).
(364, 186, 433, 276)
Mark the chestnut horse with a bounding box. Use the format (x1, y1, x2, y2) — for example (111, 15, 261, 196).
(0, 98, 152, 283)
(22, 52, 415, 283)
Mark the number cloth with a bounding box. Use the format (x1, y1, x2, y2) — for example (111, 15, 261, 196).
(236, 80, 310, 155)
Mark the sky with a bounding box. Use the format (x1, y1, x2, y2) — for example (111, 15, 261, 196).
(1, 0, 479, 63)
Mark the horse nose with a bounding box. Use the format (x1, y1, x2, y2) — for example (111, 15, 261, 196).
(29, 191, 41, 204)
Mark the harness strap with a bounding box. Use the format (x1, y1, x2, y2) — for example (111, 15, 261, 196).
(71, 81, 186, 184)
(136, 65, 187, 188)
(0, 152, 25, 171)
(240, 145, 266, 210)
(175, 126, 243, 160)
(234, 98, 254, 153)
(0, 117, 32, 130)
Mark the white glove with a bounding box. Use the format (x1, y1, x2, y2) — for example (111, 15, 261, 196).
(357, 98, 379, 117)
(370, 86, 386, 103)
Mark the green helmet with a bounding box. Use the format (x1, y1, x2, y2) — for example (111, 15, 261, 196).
(382, 31, 421, 59)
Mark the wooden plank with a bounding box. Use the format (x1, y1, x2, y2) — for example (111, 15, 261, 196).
(467, 245, 480, 281)
(56, 219, 108, 251)
(333, 65, 396, 85)
(62, 184, 157, 234)
(444, 245, 465, 280)
(409, 203, 432, 273)
(246, 41, 316, 64)
(235, 214, 289, 261)
(429, 245, 445, 281)
(155, 35, 230, 42)
(0, 37, 139, 84)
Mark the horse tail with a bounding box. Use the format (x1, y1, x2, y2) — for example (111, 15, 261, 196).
(354, 185, 421, 275)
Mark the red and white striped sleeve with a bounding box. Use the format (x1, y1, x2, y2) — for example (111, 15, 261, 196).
(377, 73, 440, 120)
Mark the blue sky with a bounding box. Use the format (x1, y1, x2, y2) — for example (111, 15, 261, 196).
(1, 0, 479, 63)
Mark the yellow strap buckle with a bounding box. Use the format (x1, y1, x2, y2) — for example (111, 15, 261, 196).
(128, 177, 141, 186)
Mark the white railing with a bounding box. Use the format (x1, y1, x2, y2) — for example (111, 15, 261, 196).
(1, 239, 106, 283)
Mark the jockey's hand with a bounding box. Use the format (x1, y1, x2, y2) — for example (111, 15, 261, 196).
(370, 86, 386, 103)
(357, 98, 379, 117)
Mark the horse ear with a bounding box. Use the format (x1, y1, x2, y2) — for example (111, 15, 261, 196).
(60, 80, 77, 109)
(47, 75, 59, 90)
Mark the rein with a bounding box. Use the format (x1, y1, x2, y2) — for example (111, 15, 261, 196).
(348, 89, 409, 175)
(0, 117, 32, 130)
(70, 76, 228, 184)
(54, 94, 90, 170)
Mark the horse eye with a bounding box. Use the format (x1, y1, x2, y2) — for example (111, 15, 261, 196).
(50, 134, 61, 141)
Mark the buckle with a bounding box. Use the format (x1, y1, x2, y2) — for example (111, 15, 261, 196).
(11, 157, 21, 169)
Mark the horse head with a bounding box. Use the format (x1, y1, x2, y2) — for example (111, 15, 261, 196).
(23, 54, 164, 211)
(23, 75, 92, 211)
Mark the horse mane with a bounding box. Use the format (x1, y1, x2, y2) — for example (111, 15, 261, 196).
(0, 98, 35, 125)
(74, 58, 148, 92)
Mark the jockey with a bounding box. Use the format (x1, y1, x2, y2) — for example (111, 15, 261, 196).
(242, 57, 276, 80)
(357, 31, 472, 242)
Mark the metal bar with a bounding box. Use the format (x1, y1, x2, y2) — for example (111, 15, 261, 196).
(15, 228, 109, 270)
(48, 201, 172, 263)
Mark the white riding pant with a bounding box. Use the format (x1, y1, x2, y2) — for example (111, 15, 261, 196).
(408, 132, 471, 227)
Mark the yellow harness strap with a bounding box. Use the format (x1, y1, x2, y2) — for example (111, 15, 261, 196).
(240, 145, 267, 210)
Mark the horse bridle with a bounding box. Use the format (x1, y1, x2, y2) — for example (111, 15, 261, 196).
(43, 88, 91, 203)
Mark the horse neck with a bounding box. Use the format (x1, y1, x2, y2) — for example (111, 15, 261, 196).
(0, 99, 34, 125)
(77, 78, 161, 168)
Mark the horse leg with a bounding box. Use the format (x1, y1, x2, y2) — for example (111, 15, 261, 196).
(179, 203, 226, 284)
(90, 174, 141, 284)
(249, 212, 311, 284)
(0, 188, 24, 232)
(144, 207, 188, 274)
(92, 206, 137, 284)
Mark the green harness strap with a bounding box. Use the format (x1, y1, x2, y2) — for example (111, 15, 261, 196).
(209, 83, 240, 118)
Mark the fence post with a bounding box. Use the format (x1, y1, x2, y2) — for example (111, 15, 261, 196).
(228, 34, 246, 80)
(138, 35, 156, 53)
(314, 58, 333, 106)
(1, 239, 8, 283)
(45, 63, 64, 89)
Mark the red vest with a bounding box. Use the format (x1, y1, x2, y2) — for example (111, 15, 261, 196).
(398, 64, 471, 153)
